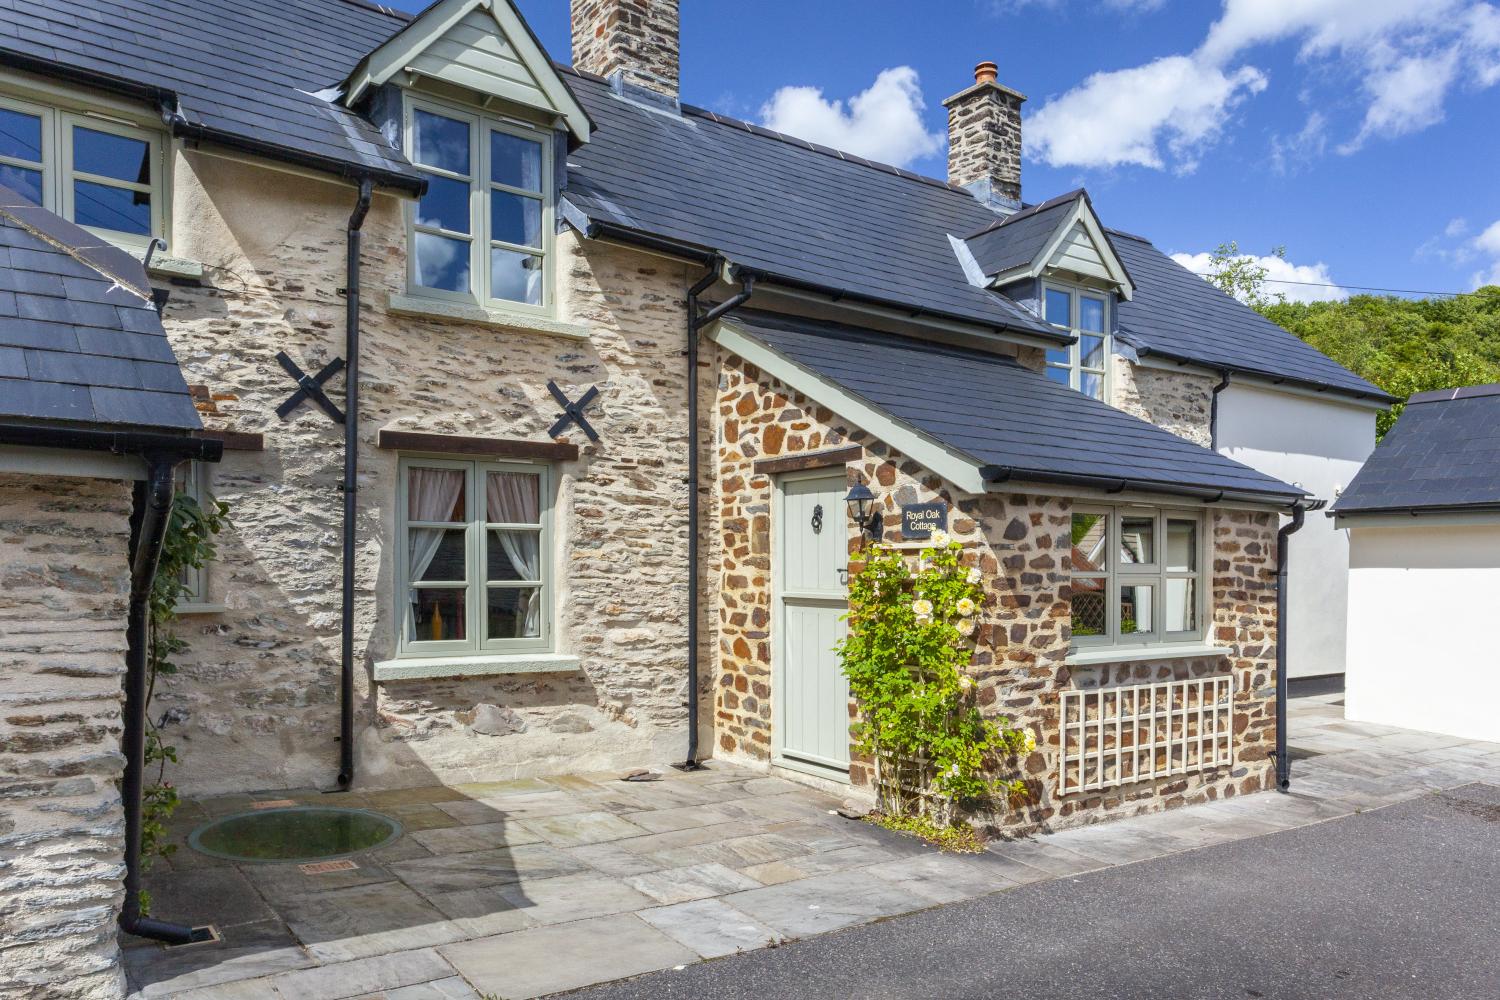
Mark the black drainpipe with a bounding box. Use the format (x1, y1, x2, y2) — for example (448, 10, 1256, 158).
(337, 177, 374, 790)
(1273, 498, 1326, 791)
(1209, 370, 1231, 450)
(679, 259, 755, 770)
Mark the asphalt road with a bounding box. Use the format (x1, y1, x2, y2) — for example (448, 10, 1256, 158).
(568, 783, 1500, 1000)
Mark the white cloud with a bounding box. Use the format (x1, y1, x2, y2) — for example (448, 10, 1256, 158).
(1170, 250, 1347, 303)
(760, 67, 942, 168)
(1446, 217, 1470, 239)
(1027, 56, 1266, 172)
(1473, 220, 1500, 287)
(1269, 111, 1327, 174)
(1340, 47, 1462, 152)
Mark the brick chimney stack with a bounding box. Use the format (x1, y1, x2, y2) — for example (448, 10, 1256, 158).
(571, 0, 680, 101)
(943, 60, 1026, 210)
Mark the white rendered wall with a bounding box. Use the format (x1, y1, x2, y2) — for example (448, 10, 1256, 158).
(1345, 523, 1500, 742)
(1216, 382, 1377, 677)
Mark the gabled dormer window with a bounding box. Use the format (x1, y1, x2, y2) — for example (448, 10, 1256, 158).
(405, 95, 554, 315)
(1043, 282, 1109, 401)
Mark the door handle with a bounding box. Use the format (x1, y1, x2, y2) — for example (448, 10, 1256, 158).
(837, 567, 849, 586)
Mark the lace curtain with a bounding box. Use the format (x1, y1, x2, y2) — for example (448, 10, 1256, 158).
(407, 467, 464, 631)
(486, 471, 541, 637)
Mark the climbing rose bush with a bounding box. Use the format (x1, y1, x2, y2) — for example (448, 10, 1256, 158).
(838, 533, 1033, 821)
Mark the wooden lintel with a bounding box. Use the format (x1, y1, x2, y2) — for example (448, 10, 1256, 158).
(195, 429, 265, 452)
(377, 429, 580, 462)
(753, 445, 862, 476)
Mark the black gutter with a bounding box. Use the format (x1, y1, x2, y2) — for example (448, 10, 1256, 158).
(1273, 499, 1327, 792)
(678, 260, 755, 771)
(337, 178, 374, 790)
(1328, 502, 1500, 519)
(1209, 370, 1231, 450)
(980, 464, 1307, 509)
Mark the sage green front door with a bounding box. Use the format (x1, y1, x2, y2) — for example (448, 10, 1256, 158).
(774, 471, 850, 778)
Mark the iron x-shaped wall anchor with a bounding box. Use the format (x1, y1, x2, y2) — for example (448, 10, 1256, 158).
(275, 351, 345, 424)
(547, 380, 601, 442)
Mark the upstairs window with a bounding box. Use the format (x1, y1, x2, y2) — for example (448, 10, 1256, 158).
(0, 95, 165, 247)
(1043, 283, 1109, 402)
(1070, 506, 1204, 650)
(405, 96, 553, 314)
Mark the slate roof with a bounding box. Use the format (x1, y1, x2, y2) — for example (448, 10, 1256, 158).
(964, 190, 1084, 277)
(727, 310, 1306, 504)
(3, 0, 421, 191)
(0, 185, 200, 431)
(1111, 233, 1392, 402)
(1332, 385, 1500, 516)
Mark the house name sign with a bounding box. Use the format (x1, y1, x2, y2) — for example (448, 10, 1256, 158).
(900, 502, 948, 540)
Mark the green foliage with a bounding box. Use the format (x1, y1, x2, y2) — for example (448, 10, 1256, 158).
(837, 535, 1034, 822)
(1203, 241, 1289, 310)
(866, 812, 986, 853)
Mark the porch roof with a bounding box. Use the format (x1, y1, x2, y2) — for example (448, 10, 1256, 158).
(712, 310, 1307, 505)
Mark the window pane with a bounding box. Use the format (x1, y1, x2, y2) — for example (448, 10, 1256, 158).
(489, 247, 543, 305)
(407, 467, 465, 521)
(416, 174, 470, 233)
(411, 529, 466, 582)
(0, 108, 43, 163)
(488, 529, 541, 582)
(73, 180, 150, 235)
(72, 126, 149, 185)
(1080, 296, 1105, 333)
(1080, 371, 1104, 400)
(486, 471, 540, 523)
(1080, 334, 1105, 369)
(1045, 288, 1071, 327)
(1070, 580, 1106, 636)
(490, 191, 541, 249)
(491, 131, 542, 191)
(487, 586, 541, 639)
(1166, 578, 1197, 633)
(1045, 366, 1070, 387)
(1120, 584, 1153, 634)
(414, 231, 471, 293)
(1119, 515, 1154, 564)
(1071, 512, 1107, 573)
(408, 587, 467, 642)
(0, 164, 42, 205)
(1045, 346, 1070, 366)
(1167, 519, 1197, 572)
(413, 110, 470, 174)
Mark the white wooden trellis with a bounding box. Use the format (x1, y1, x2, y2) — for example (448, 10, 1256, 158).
(1058, 675, 1234, 795)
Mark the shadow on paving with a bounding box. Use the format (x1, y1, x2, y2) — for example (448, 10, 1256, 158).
(565, 783, 1500, 1000)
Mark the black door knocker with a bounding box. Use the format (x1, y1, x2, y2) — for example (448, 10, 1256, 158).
(811, 503, 824, 534)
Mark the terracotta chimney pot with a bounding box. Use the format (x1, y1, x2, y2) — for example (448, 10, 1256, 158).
(974, 61, 999, 86)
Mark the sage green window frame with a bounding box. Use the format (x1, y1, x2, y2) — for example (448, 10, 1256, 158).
(1042, 281, 1110, 402)
(1069, 505, 1206, 652)
(0, 93, 168, 249)
(173, 460, 221, 614)
(402, 93, 556, 316)
(396, 456, 553, 658)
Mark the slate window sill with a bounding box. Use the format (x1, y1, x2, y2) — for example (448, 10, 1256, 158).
(1064, 644, 1228, 666)
(174, 602, 226, 615)
(138, 251, 206, 281)
(372, 652, 582, 681)
(388, 293, 591, 341)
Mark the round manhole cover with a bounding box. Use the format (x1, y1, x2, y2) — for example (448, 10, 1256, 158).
(188, 807, 402, 863)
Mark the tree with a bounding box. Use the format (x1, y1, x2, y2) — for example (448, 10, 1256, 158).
(1203, 241, 1288, 310)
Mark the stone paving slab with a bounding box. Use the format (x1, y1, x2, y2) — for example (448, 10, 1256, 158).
(636, 898, 783, 959)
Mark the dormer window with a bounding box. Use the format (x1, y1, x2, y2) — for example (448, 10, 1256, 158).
(1043, 282, 1109, 401)
(405, 96, 553, 314)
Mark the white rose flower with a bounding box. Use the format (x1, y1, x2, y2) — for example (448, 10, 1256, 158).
(911, 599, 933, 618)
(958, 676, 973, 691)
(929, 529, 950, 548)
(955, 597, 976, 618)
(1022, 729, 1037, 754)
(966, 567, 982, 585)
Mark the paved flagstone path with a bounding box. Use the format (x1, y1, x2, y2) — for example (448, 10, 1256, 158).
(124, 690, 1500, 999)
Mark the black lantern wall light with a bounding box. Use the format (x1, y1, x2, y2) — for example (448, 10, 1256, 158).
(845, 474, 883, 543)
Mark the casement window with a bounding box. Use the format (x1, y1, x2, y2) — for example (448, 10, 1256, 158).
(173, 462, 222, 614)
(0, 94, 165, 247)
(1070, 506, 1205, 649)
(404, 95, 554, 314)
(1042, 283, 1109, 402)
(397, 457, 552, 656)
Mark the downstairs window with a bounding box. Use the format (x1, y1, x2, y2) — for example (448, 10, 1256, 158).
(1070, 506, 1205, 650)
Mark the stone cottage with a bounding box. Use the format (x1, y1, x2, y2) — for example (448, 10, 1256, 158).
(0, 0, 1391, 986)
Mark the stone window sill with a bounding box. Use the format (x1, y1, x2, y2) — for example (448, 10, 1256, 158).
(372, 652, 581, 681)
(174, 602, 226, 615)
(388, 293, 591, 341)
(137, 251, 206, 281)
(1064, 643, 1228, 666)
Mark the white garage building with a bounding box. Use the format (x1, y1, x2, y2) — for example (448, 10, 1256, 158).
(1332, 384, 1500, 743)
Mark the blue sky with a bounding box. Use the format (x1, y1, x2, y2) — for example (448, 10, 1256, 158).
(400, 1, 1500, 300)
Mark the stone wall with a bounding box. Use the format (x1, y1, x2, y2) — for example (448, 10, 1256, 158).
(714, 354, 1278, 833)
(942, 78, 1025, 206)
(570, 0, 680, 98)
(0, 475, 134, 1000)
(152, 151, 698, 794)
(1112, 361, 1215, 448)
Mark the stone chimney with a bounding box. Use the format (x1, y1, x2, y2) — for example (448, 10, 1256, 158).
(942, 61, 1026, 210)
(571, 0, 680, 101)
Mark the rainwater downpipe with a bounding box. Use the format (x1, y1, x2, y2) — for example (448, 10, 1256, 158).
(680, 259, 755, 770)
(1209, 370, 1231, 450)
(337, 177, 374, 790)
(1274, 498, 1326, 791)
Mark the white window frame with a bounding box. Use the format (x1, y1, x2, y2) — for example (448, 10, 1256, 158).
(1069, 505, 1206, 652)
(402, 92, 555, 317)
(1042, 281, 1110, 402)
(396, 456, 553, 658)
(0, 92, 167, 249)
(174, 461, 223, 614)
